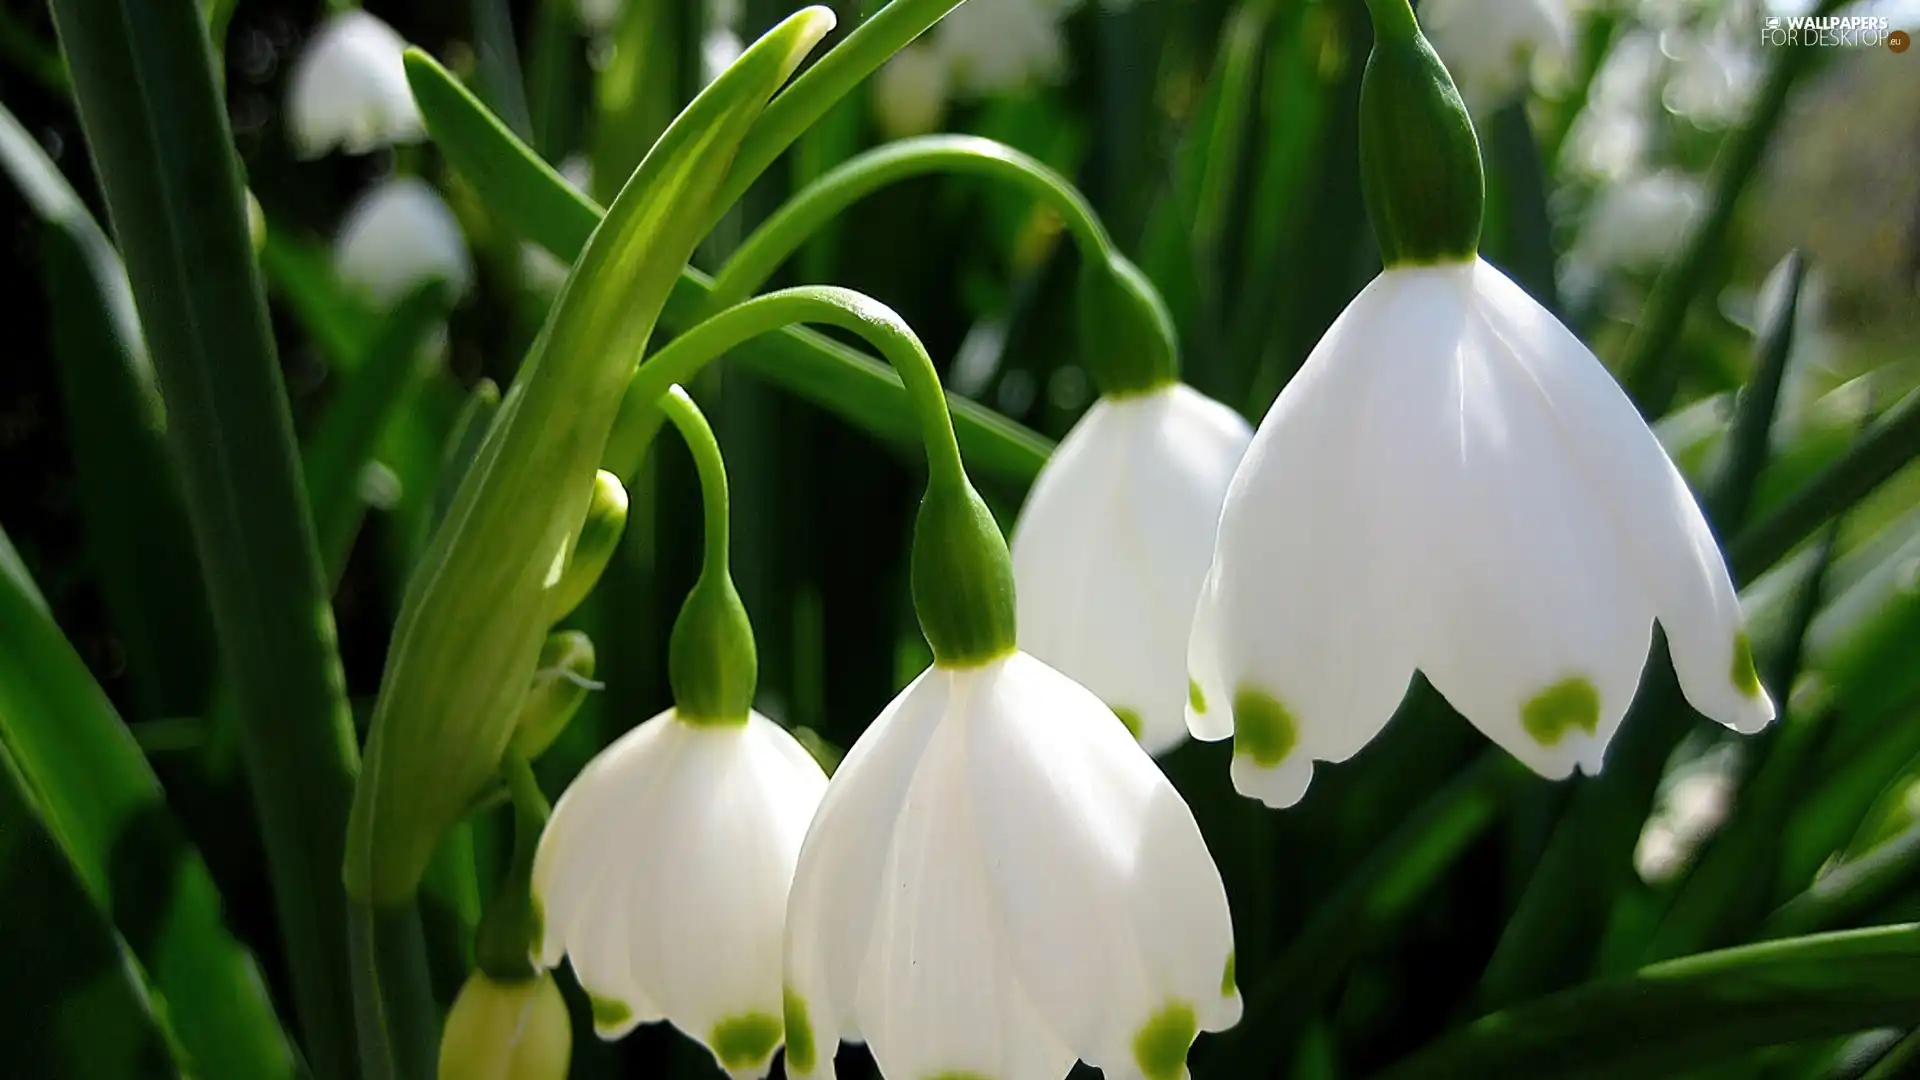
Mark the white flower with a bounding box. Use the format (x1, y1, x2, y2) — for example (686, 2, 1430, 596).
(784, 651, 1240, 1080)
(703, 28, 745, 87)
(1010, 384, 1253, 755)
(576, 0, 622, 34)
(1418, 0, 1573, 107)
(934, 0, 1078, 96)
(1561, 30, 1661, 181)
(286, 11, 423, 158)
(533, 710, 828, 1079)
(1572, 169, 1702, 273)
(1187, 257, 1775, 809)
(333, 177, 474, 308)
(873, 43, 952, 139)
(1661, 23, 1758, 126)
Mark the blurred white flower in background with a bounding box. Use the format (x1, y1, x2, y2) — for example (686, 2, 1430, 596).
(934, 0, 1079, 97)
(1573, 170, 1704, 273)
(286, 11, 423, 158)
(873, 43, 953, 138)
(1661, 21, 1759, 126)
(521, 157, 593, 292)
(702, 27, 745, 87)
(1634, 751, 1738, 883)
(576, 0, 622, 35)
(334, 177, 474, 308)
(1419, 0, 1573, 108)
(1562, 30, 1662, 181)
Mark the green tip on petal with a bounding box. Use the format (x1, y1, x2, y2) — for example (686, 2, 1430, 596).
(1133, 1001, 1199, 1080)
(1731, 632, 1762, 698)
(1112, 706, 1144, 740)
(711, 1012, 782, 1070)
(1188, 677, 1207, 715)
(1521, 677, 1601, 747)
(782, 988, 816, 1074)
(1232, 687, 1298, 767)
(589, 994, 632, 1033)
(1221, 952, 1237, 997)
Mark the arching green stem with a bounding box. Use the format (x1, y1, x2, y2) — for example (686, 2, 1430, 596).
(706, 135, 1113, 311)
(657, 386, 758, 722)
(659, 386, 731, 575)
(610, 286, 1015, 667)
(1362, 0, 1419, 39)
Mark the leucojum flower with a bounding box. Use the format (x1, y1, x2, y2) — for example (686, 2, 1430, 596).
(333, 176, 475, 308)
(1186, 0, 1775, 809)
(534, 389, 828, 1080)
(286, 10, 423, 157)
(1011, 255, 1253, 754)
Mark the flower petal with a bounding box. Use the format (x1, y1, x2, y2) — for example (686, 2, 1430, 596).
(1471, 259, 1775, 735)
(783, 669, 948, 1073)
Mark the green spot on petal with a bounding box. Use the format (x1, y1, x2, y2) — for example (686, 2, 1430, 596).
(1188, 677, 1207, 714)
(1521, 677, 1601, 747)
(589, 994, 631, 1031)
(1731, 632, 1761, 698)
(1112, 707, 1144, 740)
(1133, 1001, 1199, 1080)
(783, 987, 816, 1073)
(711, 1011, 782, 1070)
(1221, 952, 1237, 997)
(1232, 687, 1297, 766)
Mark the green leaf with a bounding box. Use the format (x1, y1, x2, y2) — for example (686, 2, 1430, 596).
(0, 100, 214, 720)
(469, 0, 533, 142)
(403, 44, 1053, 487)
(258, 225, 379, 373)
(0, 529, 296, 1080)
(0, 741, 185, 1080)
(1710, 250, 1805, 528)
(1766, 825, 1920, 940)
(1376, 926, 1920, 1080)
(44, 0, 364, 1075)
(303, 280, 453, 587)
(1481, 99, 1559, 313)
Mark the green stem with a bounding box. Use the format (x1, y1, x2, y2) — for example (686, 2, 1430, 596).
(1360, 0, 1419, 40)
(615, 286, 967, 491)
(1729, 386, 1920, 583)
(348, 900, 438, 1080)
(657, 385, 731, 573)
(1619, 0, 1844, 414)
(474, 750, 549, 980)
(713, 0, 967, 227)
(706, 135, 1113, 311)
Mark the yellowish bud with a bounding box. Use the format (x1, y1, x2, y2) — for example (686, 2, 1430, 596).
(547, 470, 629, 623)
(439, 972, 572, 1080)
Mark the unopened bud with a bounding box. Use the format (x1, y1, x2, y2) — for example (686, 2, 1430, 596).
(511, 630, 598, 760)
(547, 470, 629, 623)
(439, 971, 572, 1080)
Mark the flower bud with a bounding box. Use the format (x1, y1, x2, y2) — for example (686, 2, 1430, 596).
(510, 631, 598, 761)
(548, 470, 629, 623)
(439, 972, 572, 1080)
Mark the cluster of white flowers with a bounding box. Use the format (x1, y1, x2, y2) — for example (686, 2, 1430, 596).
(873, 0, 1084, 138)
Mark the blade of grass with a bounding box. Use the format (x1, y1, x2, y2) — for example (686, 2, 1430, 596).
(470, 0, 533, 141)
(1482, 98, 1560, 313)
(404, 49, 1053, 486)
(0, 100, 214, 720)
(45, 1, 365, 1076)
(0, 527, 297, 1080)
(1714, 251, 1807, 528)
(1767, 825, 1920, 941)
(1376, 926, 1920, 1080)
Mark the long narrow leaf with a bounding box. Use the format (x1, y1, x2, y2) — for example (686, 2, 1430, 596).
(44, 1, 364, 1075)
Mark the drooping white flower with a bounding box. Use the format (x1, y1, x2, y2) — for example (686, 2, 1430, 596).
(286, 11, 423, 158)
(1418, 0, 1573, 108)
(784, 651, 1240, 1080)
(533, 709, 827, 1079)
(1572, 169, 1702, 273)
(934, 0, 1079, 96)
(873, 43, 953, 138)
(1187, 256, 1775, 809)
(333, 177, 474, 308)
(1010, 383, 1253, 755)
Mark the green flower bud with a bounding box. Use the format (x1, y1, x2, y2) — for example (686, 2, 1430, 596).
(439, 972, 571, 1080)
(1358, 0, 1484, 266)
(1076, 252, 1179, 397)
(245, 189, 266, 253)
(548, 470, 629, 623)
(669, 573, 758, 725)
(911, 478, 1017, 668)
(510, 630, 597, 760)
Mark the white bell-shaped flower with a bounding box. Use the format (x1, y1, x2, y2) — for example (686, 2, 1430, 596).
(1187, 256, 1775, 809)
(784, 651, 1240, 1080)
(1418, 0, 1572, 108)
(533, 709, 828, 1079)
(333, 177, 474, 308)
(1010, 383, 1252, 755)
(872, 43, 952, 139)
(286, 11, 423, 158)
(934, 0, 1078, 96)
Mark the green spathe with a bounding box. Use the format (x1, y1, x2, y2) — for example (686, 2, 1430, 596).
(710, 1012, 782, 1070)
(1520, 677, 1601, 747)
(1133, 1001, 1199, 1080)
(1357, 0, 1484, 266)
(1233, 687, 1299, 767)
(510, 630, 597, 760)
(345, 9, 836, 905)
(912, 478, 1018, 668)
(546, 470, 628, 623)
